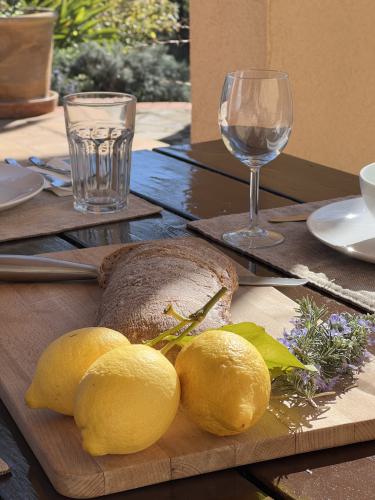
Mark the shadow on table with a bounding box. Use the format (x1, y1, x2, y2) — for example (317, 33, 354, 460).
(0, 117, 49, 133)
(269, 395, 332, 433)
(161, 124, 191, 145)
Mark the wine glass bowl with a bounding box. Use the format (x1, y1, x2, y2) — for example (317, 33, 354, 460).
(219, 69, 293, 248)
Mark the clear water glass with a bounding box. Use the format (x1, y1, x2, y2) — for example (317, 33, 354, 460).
(219, 69, 293, 248)
(63, 92, 136, 214)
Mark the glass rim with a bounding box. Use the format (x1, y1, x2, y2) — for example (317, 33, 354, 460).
(226, 69, 289, 80)
(63, 91, 137, 107)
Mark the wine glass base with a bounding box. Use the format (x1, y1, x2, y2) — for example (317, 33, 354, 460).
(222, 227, 284, 250)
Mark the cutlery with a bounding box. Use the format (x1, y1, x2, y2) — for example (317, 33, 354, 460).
(28, 156, 71, 175)
(4, 157, 21, 167)
(238, 276, 308, 287)
(42, 173, 72, 189)
(4, 159, 71, 188)
(268, 214, 309, 223)
(0, 255, 98, 281)
(0, 255, 307, 286)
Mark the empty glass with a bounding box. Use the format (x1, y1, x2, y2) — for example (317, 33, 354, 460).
(219, 69, 293, 248)
(63, 92, 136, 213)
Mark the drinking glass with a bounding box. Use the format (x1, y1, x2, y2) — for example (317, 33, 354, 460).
(219, 69, 293, 248)
(63, 92, 136, 214)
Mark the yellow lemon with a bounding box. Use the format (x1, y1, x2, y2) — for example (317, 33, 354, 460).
(74, 344, 180, 456)
(175, 330, 270, 436)
(25, 327, 128, 415)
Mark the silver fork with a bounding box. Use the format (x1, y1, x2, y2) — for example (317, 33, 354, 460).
(4, 158, 72, 188)
(28, 156, 71, 175)
(41, 173, 72, 189)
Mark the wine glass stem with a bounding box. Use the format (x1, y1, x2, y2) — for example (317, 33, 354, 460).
(249, 167, 260, 231)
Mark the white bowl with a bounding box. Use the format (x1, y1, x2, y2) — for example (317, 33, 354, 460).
(360, 162, 375, 217)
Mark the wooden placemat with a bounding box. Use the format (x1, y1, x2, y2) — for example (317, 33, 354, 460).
(0, 192, 161, 243)
(188, 197, 375, 312)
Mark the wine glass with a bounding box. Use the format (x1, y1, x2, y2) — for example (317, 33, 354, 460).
(219, 69, 293, 248)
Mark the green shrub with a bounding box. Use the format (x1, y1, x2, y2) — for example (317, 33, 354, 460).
(0, 0, 115, 42)
(22, 0, 179, 48)
(30, 0, 117, 47)
(52, 43, 190, 102)
(0, 0, 26, 16)
(102, 0, 179, 47)
(2, 0, 182, 49)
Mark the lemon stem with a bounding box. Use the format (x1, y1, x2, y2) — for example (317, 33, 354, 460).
(189, 286, 228, 323)
(160, 287, 228, 355)
(160, 322, 197, 355)
(164, 304, 189, 322)
(145, 320, 190, 347)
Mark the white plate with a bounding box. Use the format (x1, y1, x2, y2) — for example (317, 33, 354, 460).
(307, 197, 375, 264)
(0, 164, 44, 212)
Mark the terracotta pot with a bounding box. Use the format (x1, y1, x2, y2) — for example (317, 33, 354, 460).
(0, 9, 56, 103)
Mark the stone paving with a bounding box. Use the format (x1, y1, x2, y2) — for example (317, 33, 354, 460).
(0, 102, 191, 161)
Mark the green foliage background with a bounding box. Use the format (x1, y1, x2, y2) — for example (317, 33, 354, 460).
(1, 0, 181, 49)
(53, 43, 189, 101)
(28, 0, 180, 49)
(0, 0, 190, 101)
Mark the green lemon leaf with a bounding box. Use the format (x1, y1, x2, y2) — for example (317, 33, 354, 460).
(218, 322, 315, 372)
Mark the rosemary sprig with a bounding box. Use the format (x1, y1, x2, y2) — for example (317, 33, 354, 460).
(273, 297, 375, 403)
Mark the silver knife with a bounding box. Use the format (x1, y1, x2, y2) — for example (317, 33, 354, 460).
(238, 275, 308, 287)
(0, 255, 98, 281)
(0, 255, 307, 286)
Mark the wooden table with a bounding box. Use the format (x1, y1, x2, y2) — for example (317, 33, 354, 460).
(0, 140, 372, 500)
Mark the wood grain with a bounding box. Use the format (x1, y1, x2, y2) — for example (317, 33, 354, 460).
(0, 192, 161, 243)
(0, 242, 374, 498)
(155, 142, 360, 203)
(130, 150, 293, 221)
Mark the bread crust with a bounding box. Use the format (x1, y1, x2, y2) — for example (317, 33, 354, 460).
(97, 238, 238, 344)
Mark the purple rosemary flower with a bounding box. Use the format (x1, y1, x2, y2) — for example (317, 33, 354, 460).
(273, 297, 375, 402)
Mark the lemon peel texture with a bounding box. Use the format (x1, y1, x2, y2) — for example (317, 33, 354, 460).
(175, 330, 270, 436)
(74, 344, 180, 456)
(25, 327, 129, 415)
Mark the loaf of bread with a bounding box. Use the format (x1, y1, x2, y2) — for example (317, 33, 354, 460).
(97, 238, 238, 344)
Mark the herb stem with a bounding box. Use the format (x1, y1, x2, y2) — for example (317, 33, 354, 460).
(307, 398, 318, 409)
(313, 391, 336, 398)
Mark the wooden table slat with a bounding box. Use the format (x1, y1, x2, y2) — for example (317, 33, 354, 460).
(155, 141, 360, 203)
(242, 439, 375, 500)
(130, 150, 294, 221)
(64, 211, 189, 248)
(0, 236, 75, 256)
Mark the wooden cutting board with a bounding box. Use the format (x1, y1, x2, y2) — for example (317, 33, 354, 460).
(0, 242, 374, 499)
